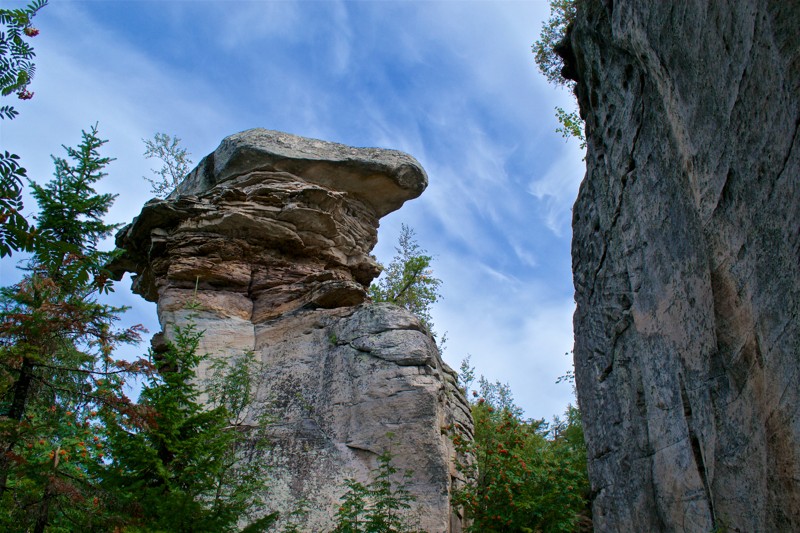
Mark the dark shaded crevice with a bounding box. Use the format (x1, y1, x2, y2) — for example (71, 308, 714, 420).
(344, 443, 375, 455)
(592, 445, 613, 462)
(599, 314, 632, 384)
(771, 317, 799, 411)
(555, 22, 579, 84)
(589, 241, 610, 301)
(589, 483, 607, 507)
(680, 376, 716, 526)
(598, 360, 613, 383)
(711, 169, 734, 219)
(728, 11, 756, 117)
(247, 268, 258, 322)
(776, 112, 800, 182)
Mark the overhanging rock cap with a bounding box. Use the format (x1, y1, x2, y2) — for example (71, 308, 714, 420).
(171, 128, 428, 218)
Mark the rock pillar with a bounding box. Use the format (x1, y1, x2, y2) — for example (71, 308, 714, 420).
(112, 129, 472, 532)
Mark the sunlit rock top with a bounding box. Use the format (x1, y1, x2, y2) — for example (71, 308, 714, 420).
(172, 128, 427, 217)
(111, 128, 428, 317)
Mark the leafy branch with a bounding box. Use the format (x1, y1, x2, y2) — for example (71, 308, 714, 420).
(142, 132, 193, 198)
(532, 0, 586, 148)
(0, 0, 48, 257)
(369, 224, 442, 337)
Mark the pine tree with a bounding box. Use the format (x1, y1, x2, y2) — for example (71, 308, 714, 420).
(334, 439, 418, 533)
(369, 224, 441, 336)
(99, 318, 275, 532)
(0, 125, 144, 532)
(1, 125, 277, 531)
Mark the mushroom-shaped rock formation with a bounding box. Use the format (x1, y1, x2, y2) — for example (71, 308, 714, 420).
(113, 128, 428, 315)
(111, 129, 472, 532)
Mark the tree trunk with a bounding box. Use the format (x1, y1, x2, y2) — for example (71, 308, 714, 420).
(0, 356, 35, 497)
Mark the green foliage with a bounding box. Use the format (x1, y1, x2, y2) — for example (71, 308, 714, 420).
(142, 132, 193, 198)
(99, 322, 273, 532)
(533, 0, 586, 148)
(1, 126, 273, 531)
(555, 106, 586, 149)
(334, 441, 418, 533)
(0, 0, 46, 102)
(334, 479, 370, 533)
(29, 125, 120, 289)
(452, 359, 591, 532)
(369, 224, 441, 336)
(0, 0, 48, 257)
(532, 0, 577, 88)
(0, 151, 35, 257)
(0, 125, 144, 532)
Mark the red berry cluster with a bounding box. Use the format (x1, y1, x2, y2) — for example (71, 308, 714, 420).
(24, 26, 40, 37)
(17, 89, 34, 100)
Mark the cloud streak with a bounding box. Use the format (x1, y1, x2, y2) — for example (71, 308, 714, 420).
(3, 1, 585, 420)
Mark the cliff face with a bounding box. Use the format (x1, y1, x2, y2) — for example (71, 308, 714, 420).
(568, 1, 799, 530)
(112, 129, 472, 532)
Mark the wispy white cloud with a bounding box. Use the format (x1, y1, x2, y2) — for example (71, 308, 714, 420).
(432, 251, 577, 418)
(511, 242, 538, 268)
(527, 141, 585, 237)
(4, 0, 585, 420)
(214, 1, 304, 50)
(2, 2, 237, 358)
(329, 1, 353, 75)
(332, 2, 585, 419)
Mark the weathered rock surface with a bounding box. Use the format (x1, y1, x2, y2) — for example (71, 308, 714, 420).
(254, 303, 471, 532)
(568, 1, 799, 531)
(111, 129, 472, 532)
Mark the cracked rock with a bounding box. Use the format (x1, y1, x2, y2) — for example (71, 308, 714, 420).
(569, 1, 800, 531)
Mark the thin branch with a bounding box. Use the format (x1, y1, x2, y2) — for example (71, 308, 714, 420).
(30, 360, 145, 377)
(389, 264, 425, 302)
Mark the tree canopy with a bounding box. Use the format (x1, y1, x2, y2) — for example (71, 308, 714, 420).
(452, 358, 591, 532)
(0, 127, 273, 532)
(142, 132, 193, 199)
(369, 224, 442, 337)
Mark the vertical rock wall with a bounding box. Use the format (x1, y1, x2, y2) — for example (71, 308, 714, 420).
(112, 129, 472, 532)
(568, 1, 799, 531)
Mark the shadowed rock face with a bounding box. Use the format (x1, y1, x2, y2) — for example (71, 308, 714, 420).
(568, 1, 799, 531)
(111, 129, 472, 532)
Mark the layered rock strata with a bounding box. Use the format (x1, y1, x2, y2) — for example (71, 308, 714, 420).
(567, 1, 799, 531)
(112, 129, 472, 532)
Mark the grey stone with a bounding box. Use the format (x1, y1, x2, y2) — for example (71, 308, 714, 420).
(253, 304, 471, 532)
(567, 1, 800, 531)
(171, 128, 428, 218)
(111, 129, 471, 532)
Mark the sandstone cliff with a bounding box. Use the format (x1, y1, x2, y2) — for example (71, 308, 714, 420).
(112, 129, 472, 532)
(567, 1, 799, 531)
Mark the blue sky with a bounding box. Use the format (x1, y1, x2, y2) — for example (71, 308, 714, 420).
(2, 0, 584, 420)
